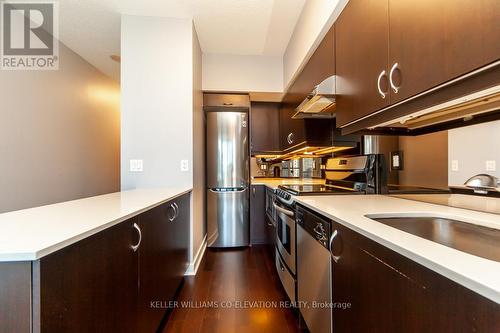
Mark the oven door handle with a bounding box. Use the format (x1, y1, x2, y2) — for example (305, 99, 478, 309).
(273, 201, 294, 217)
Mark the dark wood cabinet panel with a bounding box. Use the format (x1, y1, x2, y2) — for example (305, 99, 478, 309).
(35, 219, 139, 333)
(388, 0, 500, 104)
(0, 262, 31, 333)
(280, 24, 336, 151)
(138, 194, 190, 333)
(279, 103, 306, 150)
(331, 221, 500, 332)
(335, 0, 390, 127)
(203, 93, 250, 109)
(250, 102, 280, 153)
(250, 185, 270, 245)
(167, 194, 190, 297)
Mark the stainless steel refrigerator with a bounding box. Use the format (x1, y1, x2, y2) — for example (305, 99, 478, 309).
(206, 111, 249, 247)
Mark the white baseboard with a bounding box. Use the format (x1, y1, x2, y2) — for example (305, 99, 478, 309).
(185, 235, 207, 276)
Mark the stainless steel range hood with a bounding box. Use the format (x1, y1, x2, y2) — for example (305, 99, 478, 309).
(292, 76, 336, 119)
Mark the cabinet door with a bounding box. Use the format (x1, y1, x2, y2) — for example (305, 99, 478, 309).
(250, 102, 280, 153)
(137, 203, 173, 332)
(36, 219, 138, 333)
(279, 103, 305, 150)
(250, 185, 269, 245)
(331, 222, 500, 332)
(168, 194, 190, 293)
(388, 0, 500, 104)
(203, 93, 250, 108)
(335, 0, 390, 127)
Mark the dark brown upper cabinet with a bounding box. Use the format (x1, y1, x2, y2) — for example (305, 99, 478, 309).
(250, 102, 281, 154)
(388, 0, 500, 104)
(280, 24, 336, 151)
(335, 0, 500, 130)
(335, 0, 390, 127)
(203, 93, 250, 110)
(279, 102, 307, 150)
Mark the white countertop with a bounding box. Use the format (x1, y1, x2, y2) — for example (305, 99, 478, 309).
(0, 187, 192, 262)
(294, 194, 500, 304)
(251, 178, 325, 189)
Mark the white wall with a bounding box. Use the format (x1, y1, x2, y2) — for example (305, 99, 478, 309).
(448, 120, 500, 185)
(202, 53, 283, 93)
(121, 15, 207, 273)
(121, 15, 193, 189)
(283, 0, 348, 89)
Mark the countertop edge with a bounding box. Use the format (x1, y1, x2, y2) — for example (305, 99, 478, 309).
(0, 188, 192, 262)
(295, 197, 500, 305)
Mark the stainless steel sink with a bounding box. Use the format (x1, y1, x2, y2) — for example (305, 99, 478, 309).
(366, 215, 500, 262)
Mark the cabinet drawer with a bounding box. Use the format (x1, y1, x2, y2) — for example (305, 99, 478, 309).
(203, 93, 250, 108)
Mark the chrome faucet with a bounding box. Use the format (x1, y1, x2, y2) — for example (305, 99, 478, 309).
(464, 174, 500, 194)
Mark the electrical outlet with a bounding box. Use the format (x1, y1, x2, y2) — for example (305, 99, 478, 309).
(451, 160, 459, 172)
(130, 159, 143, 172)
(486, 160, 496, 172)
(180, 160, 189, 172)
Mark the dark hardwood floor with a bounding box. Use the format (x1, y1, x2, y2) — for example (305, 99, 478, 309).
(162, 246, 304, 333)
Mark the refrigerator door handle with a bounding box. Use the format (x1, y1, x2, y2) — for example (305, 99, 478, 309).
(209, 188, 248, 193)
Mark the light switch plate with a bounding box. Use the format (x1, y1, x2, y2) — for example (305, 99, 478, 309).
(486, 160, 496, 172)
(451, 160, 459, 172)
(180, 160, 189, 172)
(130, 159, 143, 172)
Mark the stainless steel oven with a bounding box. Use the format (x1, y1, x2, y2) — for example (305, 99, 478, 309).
(273, 198, 296, 274)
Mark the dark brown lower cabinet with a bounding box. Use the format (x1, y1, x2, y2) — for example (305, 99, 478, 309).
(138, 193, 189, 332)
(35, 218, 139, 333)
(331, 221, 500, 333)
(0, 192, 190, 333)
(250, 185, 271, 245)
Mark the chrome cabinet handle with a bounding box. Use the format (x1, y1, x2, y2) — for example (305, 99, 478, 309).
(131, 223, 142, 252)
(252, 187, 256, 196)
(329, 230, 341, 263)
(272, 201, 294, 217)
(173, 202, 179, 219)
(377, 70, 387, 99)
(168, 203, 178, 222)
(287, 132, 294, 144)
(389, 62, 400, 93)
(223, 102, 233, 106)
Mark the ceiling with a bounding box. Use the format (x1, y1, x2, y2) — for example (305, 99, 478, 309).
(58, 0, 306, 81)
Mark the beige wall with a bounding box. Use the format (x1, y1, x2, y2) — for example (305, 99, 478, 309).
(192, 26, 206, 261)
(448, 120, 500, 185)
(202, 54, 283, 93)
(0, 43, 120, 213)
(398, 131, 449, 189)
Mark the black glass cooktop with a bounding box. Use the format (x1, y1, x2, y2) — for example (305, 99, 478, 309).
(278, 184, 360, 196)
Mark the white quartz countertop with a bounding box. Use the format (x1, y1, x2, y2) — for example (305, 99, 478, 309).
(0, 187, 192, 262)
(251, 178, 325, 189)
(294, 194, 500, 304)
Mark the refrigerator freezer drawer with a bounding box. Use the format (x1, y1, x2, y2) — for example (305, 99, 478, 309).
(207, 188, 249, 247)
